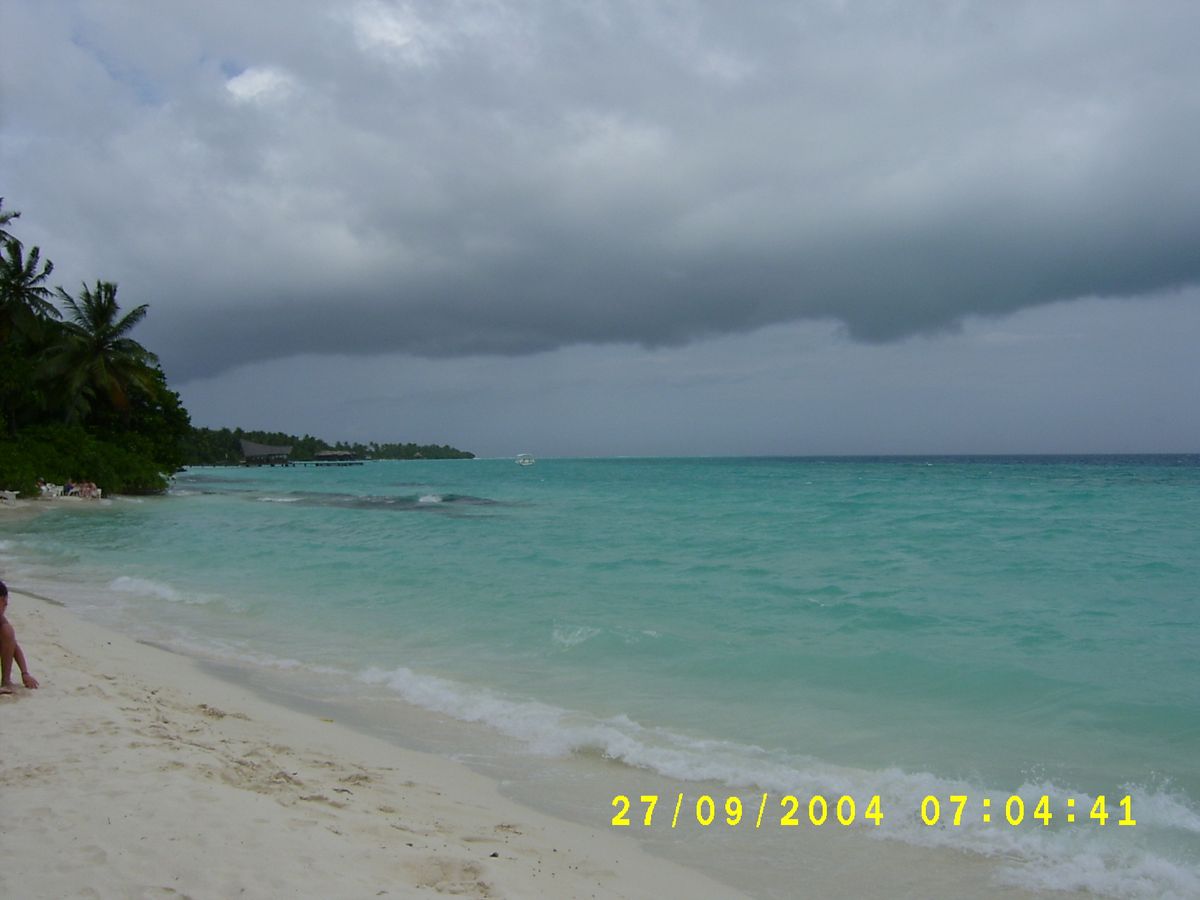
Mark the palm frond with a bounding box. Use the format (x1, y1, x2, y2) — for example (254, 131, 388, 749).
(0, 198, 19, 244)
(47, 279, 159, 419)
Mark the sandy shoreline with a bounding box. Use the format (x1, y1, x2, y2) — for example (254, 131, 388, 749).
(0, 589, 744, 899)
(0, 500, 1102, 899)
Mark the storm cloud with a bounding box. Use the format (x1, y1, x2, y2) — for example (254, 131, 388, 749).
(3, 0, 1199, 383)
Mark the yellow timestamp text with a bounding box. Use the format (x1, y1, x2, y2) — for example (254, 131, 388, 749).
(610, 793, 1136, 829)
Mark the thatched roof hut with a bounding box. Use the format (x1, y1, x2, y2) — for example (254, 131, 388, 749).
(315, 449, 357, 462)
(239, 439, 293, 465)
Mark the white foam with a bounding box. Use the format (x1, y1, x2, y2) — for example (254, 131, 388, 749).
(163, 634, 348, 677)
(552, 624, 601, 649)
(418, 494, 443, 504)
(354, 663, 1200, 898)
(1128, 783, 1200, 833)
(109, 575, 184, 602)
(106, 575, 218, 606)
(997, 848, 1200, 899)
(257, 496, 301, 503)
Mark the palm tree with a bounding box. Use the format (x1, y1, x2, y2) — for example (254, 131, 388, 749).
(0, 198, 19, 243)
(47, 280, 160, 422)
(0, 238, 59, 345)
(0, 224, 61, 433)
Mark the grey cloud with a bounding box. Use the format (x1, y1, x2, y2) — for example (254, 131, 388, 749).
(3, 0, 1199, 381)
(177, 292, 1200, 457)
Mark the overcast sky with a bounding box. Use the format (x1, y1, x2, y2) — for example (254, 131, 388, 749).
(3, 1, 1198, 456)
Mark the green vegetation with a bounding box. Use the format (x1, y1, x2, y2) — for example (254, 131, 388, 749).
(183, 426, 474, 465)
(0, 198, 190, 496)
(0, 199, 474, 496)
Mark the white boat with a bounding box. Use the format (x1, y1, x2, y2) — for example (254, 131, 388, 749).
(515, 453, 536, 466)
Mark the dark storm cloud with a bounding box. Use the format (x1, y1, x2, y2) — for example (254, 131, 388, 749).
(3, 0, 1199, 380)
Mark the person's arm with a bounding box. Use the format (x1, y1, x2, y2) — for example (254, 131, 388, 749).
(14, 641, 38, 688)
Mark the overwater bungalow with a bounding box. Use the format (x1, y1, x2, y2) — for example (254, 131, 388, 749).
(239, 439, 293, 466)
(314, 449, 357, 462)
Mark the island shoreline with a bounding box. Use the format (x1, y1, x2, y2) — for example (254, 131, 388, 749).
(0, 588, 746, 899)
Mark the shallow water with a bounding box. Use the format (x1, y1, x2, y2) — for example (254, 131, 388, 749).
(3, 455, 1198, 896)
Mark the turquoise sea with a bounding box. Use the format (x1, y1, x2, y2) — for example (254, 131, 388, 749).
(2, 456, 1198, 897)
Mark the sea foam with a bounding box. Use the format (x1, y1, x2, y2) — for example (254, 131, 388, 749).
(355, 662, 1200, 898)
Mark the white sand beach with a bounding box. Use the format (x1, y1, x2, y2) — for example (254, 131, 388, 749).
(0, 590, 743, 899)
(0, 496, 1110, 900)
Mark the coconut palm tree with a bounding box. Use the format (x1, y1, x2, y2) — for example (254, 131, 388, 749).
(0, 238, 59, 345)
(47, 280, 160, 422)
(0, 225, 61, 433)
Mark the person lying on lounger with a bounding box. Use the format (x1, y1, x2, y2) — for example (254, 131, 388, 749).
(0, 580, 39, 694)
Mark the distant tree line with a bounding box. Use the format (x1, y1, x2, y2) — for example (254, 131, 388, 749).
(0, 199, 472, 495)
(183, 426, 474, 465)
(0, 199, 190, 496)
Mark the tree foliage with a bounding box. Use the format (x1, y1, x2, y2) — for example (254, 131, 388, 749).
(0, 238, 58, 345)
(48, 280, 159, 421)
(0, 198, 19, 243)
(0, 201, 190, 495)
(0, 424, 171, 495)
(0, 200, 472, 495)
(182, 427, 474, 465)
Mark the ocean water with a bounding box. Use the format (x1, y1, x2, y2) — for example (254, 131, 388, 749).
(2, 456, 1198, 897)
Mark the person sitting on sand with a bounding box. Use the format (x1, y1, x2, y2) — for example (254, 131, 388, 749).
(0, 580, 39, 694)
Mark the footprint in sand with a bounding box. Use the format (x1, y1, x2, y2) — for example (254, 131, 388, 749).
(411, 858, 493, 897)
